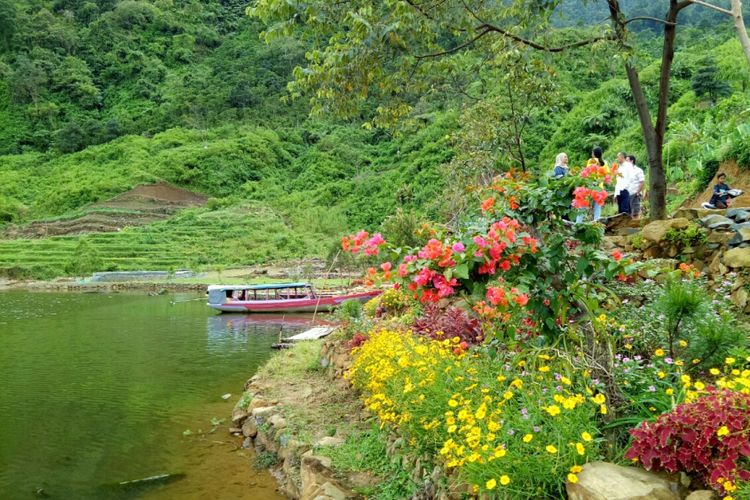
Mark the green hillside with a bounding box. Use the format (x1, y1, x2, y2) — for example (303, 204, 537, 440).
(3, 0, 750, 278)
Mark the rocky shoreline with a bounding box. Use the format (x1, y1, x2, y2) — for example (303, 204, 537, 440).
(228, 339, 369, 499)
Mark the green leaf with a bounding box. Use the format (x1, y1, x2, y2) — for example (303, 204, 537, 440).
(454, 263, 469, 280)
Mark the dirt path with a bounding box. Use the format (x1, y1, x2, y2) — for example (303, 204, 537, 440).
(682, 160, 750, 208)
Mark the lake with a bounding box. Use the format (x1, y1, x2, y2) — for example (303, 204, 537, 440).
(0, 291, 308, 499)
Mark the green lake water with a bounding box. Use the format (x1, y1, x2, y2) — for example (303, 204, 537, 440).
(0, 291, 309, 500)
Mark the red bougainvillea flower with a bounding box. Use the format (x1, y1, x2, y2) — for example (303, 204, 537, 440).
(612, 250, 623, 261)
(572, 187, 591, 209)
(481, 197, 495, 212)
(486, 286, 508, 307)
(591, 189, 607, 207)
(513, 293, 529, 306)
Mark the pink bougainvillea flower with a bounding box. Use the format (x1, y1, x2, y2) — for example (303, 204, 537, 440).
(414, 267, 435, 286)
(452, 242, 465, 253)
(473, 236, 488, 248)
(398, 263, 409, 278)
(363, 233, 386, 255)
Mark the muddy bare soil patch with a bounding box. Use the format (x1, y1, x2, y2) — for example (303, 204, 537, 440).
(5, 183, 207, 238)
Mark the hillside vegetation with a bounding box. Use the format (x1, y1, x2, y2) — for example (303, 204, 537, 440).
(3, 0, 750, 278)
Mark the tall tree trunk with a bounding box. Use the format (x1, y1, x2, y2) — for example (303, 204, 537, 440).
(731, 0, 750, 68)
(623, 64, 663, 219)
(608, 0, 689, 220)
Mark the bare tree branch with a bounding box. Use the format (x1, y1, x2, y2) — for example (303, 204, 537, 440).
(414, 27, 495, 59)
(624, 16, 677, 26)
(479, 23, 615, 52)
(685, 0, 732, 15)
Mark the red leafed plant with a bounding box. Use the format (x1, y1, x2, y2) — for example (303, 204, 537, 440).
(346, 332, 369, 352)
(412, 304, 484, 346)
(624, 388, 750, 496)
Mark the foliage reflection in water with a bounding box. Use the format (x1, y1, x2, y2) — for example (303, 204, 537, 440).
(0, 292, 306, 499)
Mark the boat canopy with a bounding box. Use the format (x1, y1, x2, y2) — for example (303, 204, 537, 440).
(207, 283, 311, 292)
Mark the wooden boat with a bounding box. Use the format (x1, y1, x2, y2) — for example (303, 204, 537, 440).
(206, 282, 381, 313)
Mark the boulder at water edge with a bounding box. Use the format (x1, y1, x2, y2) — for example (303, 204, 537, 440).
(566, 462, 681, 500)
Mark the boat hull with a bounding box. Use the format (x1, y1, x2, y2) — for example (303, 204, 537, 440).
(207, 290, 380, 313)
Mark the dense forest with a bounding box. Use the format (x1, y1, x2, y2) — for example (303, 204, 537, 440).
(2, 0, 750, 277)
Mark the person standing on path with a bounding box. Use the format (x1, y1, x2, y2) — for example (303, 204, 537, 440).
(627, 154, 645, 218)
(584, 146, 609, 221)
(552, 152, 569, 179)
(614, 152, 633, 216)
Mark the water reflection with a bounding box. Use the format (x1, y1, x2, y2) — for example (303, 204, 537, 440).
(0, 292, 291, 499)
(206, 314, 318, 353)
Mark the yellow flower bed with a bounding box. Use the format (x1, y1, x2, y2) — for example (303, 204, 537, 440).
(347, 329, 606, 498)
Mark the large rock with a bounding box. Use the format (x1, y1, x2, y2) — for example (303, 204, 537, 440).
(642, 218, 690, 244)
(727, 208, 750, 222)
(566, 462, 681, 500)
(241, 417, 257, 438)
(300, 453, 356, 500)
(732, 287, 749, 309)
(729, 227, 750, 247)
(674, 208, 724, 220)
(685, 491, 716, 500)
(251, 406, 278, 419)
(700, 214, 735, 230)
(723, 247, 750, 268)
(315, 436, 345, 448)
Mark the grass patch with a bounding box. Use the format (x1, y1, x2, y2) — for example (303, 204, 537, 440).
(253, 451, 280, 470)
(255, 341, 324, 380)
(253, 341, 367, 445)
(317, 426, 418, 500)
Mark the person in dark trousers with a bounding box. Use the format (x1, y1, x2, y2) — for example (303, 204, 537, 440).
(709, 172, 731, 209)
(626, 154, 645, 218)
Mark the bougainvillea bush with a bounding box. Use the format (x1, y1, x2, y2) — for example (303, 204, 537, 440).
(341, 172, 635, 343)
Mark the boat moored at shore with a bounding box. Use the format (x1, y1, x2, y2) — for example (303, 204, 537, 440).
(206, 282, 380, 313)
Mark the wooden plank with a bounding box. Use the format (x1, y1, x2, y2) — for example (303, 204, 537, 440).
(282, 327, 335, 342)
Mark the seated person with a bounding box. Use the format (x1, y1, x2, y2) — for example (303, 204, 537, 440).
(708, 172, 731, 209)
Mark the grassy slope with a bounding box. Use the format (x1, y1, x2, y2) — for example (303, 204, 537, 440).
(0, 114, 455, 278)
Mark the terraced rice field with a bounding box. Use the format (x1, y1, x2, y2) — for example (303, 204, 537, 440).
(0, 204, 333, 279)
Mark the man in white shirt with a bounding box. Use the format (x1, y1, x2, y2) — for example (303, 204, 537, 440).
(626, 154, 645, 219)
(614, 152, 634, 215)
